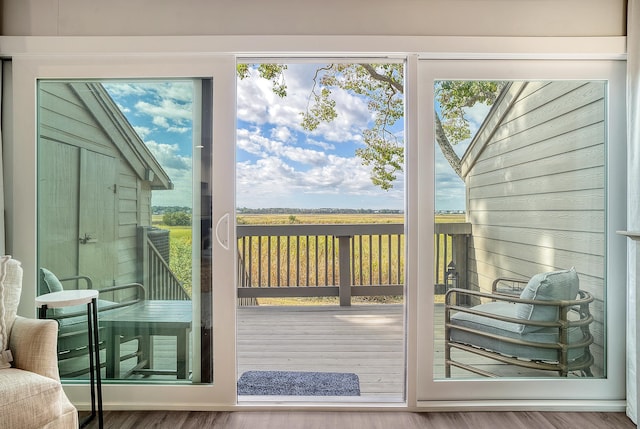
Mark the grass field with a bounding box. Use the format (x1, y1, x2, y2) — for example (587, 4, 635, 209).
(236, 213, 405, 225)
(153, 212, 465, 303)
(153, 212, 463, 227)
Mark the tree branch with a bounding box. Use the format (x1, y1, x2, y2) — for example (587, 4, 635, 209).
(359, 64, 404, 94)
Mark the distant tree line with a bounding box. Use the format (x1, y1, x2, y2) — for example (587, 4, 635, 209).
(153, 206, 192, 215)
(236, 207, 403, 214)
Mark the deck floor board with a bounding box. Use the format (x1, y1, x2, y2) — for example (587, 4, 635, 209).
(88, 303, 592, 397)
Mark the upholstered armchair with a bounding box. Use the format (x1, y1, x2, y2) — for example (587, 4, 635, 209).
(0, 257, 78, 428)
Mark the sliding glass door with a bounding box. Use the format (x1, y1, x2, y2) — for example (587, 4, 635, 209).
(13, 55, 237, 407)
(37, 78, 215, 383)
(416, 59, 627, 403)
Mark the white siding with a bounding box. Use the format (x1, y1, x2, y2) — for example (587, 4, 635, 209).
(40, 82, 150, 286)
(463, 81, 607, 375)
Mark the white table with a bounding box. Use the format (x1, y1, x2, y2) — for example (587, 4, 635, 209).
(36, 289, 103, 429)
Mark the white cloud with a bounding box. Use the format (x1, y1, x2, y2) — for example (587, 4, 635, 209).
(465, 103, 492, 135)
(145, 140, 191, 171)
(133, 125, 152, 139)
(102, 83, 148, 97)
(237, 64, 370, 144)
(306, 139, 335, 151)
(236, 147, 403, 209)
(434, 146, 465, 211)
(152, 116, 170, 128)
(167, 126, 190, 134)
(235, 64, 406, 209)
(270, 126, 293, 142)
(136, 99, 191, 123)
(237, 127, 328, 166)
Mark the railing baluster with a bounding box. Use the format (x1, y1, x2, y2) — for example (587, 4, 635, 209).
(305, 235, 311, 286)
(443, 234, 449, 285)
(435, 233, 441, 285)
(332, 236, 336, 285)
(378, 235, 382, 285)
(267, 235, 272, 287)
(324, 235, 329, 287)
(258, 236, 263, 287)
(387, 234, 392, 285)
(287, 237, 291, 285)
(369, 234, 373, 284)
(248, 237, 253, 287)
(296, 235, 300, 286)
(397, 234, 402, 284)
(277, 236, 281, 287)
(314, 236, 319, 286)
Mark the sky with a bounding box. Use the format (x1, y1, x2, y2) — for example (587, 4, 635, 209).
(103, 67, 491, 212)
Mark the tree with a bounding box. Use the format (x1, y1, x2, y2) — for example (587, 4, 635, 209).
(162, 211, 191, 226)
(237, 63, 505, 190)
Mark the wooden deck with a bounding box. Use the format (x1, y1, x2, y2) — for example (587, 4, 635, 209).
(84, 302, 592, 396)
(237, 304, 405, 399)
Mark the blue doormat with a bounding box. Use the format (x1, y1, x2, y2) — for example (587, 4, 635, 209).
(237, 370, 360, 396)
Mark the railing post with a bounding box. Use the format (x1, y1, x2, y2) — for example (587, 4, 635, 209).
(452, 233, 469, 305)
(337, 235, 352, 306)
(137, 227, 149, 293)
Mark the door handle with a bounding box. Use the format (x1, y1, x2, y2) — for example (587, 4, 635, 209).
(79, 233, 96, 244)
(215, 213, 230, 250)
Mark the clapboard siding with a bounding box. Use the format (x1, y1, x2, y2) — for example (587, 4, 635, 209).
(115, 168, 140, 284)
(469, 131, 605, 188)
(470, 225, 604, 256)
(38, 82, 170, 289)
(468, 188, 605, 212)
(469, 210, 604, 233)
(40, 88, 118, 156)
(496, 83, 603, 140)
(462, 80, 606, 376)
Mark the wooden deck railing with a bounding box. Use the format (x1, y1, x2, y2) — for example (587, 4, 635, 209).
(237, 222, 471, 306)
(138, 227, 190, 300)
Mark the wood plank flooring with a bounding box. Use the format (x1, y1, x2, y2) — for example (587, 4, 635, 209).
(82, 410, 636, 429)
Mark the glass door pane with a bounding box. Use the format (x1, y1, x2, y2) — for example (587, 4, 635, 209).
(416, 59, 626, 403)
(235, 61, 406, 401)
(433, 79, 606, 380)
(36, 79, 212, 384)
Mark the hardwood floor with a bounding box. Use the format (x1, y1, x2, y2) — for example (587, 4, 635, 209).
(82, 410, 635, 429)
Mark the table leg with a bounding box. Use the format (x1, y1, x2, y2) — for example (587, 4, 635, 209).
(83, 302, 96, 427)
(81, 300, 103, 429)
(105, 327, 120, 379)
(90, 298, 103, 429)
(176, 330, 189, 379)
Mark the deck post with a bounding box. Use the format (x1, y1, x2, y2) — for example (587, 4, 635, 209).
(137, 227, 149, 293)
(452, 233, 469, 305)
(337, 235, 352, 306)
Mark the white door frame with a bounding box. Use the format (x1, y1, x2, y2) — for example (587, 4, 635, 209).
(10, 54, 238, 409)
(2, 35, 628, 411)
(415, 59, 627, 408)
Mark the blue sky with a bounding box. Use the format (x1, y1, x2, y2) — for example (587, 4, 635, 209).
(104, 69, 490, 212)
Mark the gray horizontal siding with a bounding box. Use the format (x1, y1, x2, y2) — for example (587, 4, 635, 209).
(40, 82, 150, 288)
(463, 80, 606, 376)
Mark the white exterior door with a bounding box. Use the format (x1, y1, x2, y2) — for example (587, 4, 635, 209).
(17, 55, 238, 407)
(414, 59, 627, 404)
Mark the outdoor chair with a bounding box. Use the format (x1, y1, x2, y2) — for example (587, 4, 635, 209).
(39, 268, 146, 378)
(444, 268, 594, 378)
